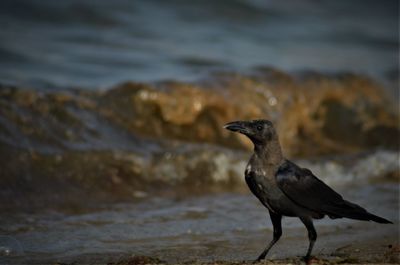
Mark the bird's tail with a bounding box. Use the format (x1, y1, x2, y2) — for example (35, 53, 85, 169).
(326, 200, 392, 224)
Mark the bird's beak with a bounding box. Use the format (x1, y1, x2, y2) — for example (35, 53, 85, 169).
(223, 121, 251, 135)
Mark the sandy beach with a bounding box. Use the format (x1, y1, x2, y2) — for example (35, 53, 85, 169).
(48, 225, 399, 265)
(104, 224, 399, 265)
(3, 185, 398, 265)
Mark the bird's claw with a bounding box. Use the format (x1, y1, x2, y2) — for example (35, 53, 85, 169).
(301, 255, 318, 264)
(253, 256, 266, 264)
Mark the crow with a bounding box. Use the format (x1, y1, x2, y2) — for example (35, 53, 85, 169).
(224, 119, 392, 262)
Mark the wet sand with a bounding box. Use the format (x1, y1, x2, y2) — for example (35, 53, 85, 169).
(60, 234, 400, 265)
(1, 182, 398, 265)
(46, 229, 399, 265)
(105, 222, 399, 265)
(5, 205, 398, 265)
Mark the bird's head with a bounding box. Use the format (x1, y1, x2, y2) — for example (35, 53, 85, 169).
(223, 119, 277, 146)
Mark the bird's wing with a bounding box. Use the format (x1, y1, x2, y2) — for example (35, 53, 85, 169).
(276, 160, 392, 223)
(275, 160, 345, 215)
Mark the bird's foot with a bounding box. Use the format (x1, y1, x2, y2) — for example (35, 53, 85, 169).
(301, 255, 319, 264)
(252, 258, 263, 264)
(253, 255, 266, 264)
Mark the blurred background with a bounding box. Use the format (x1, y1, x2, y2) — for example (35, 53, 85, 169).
(0, 0, 399, 264)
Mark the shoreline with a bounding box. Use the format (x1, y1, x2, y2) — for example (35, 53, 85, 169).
(4, 218, 398, 265)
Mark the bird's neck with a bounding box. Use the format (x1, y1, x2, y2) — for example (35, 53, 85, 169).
(254, 140, 283, 166)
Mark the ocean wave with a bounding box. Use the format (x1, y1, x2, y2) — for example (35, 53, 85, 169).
(1, 71, 398, 153)
(0, 70, 398, 209)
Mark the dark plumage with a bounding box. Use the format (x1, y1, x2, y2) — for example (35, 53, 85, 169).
(224, 119, 392, 262)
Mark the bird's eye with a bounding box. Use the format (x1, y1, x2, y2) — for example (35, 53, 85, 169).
(256, 125, 263, 131)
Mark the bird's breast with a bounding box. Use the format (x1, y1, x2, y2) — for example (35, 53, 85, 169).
(245, 166, 298, 214)
(245, 168, 283, 209)
(245, 164, 276, 187)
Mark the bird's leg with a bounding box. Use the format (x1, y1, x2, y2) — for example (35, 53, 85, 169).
(255, 212, 282, 262)
(300, 217, 317, 262)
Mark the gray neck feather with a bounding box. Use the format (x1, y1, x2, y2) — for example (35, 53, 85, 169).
(254, 137, 283, 166)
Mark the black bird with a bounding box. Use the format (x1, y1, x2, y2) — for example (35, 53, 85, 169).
(224, 119, 392, 262)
